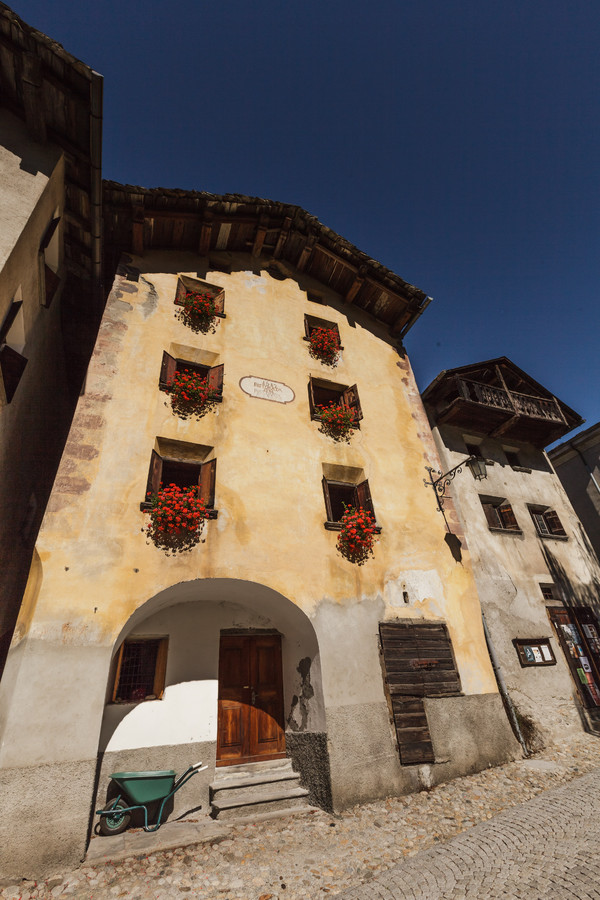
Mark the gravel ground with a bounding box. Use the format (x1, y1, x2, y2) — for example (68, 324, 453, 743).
(3, 733, 600, 900)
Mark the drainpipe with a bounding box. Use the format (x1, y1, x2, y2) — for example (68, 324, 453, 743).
(481, 611, 529, 756)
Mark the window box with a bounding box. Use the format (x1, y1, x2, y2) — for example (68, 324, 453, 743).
(480, 497, 521, 533)
(111, 637, 168, 703)
(529, 506, 567, 539)
(322, 477, 379, 531)
(174, 275, 225, 333)
(141, 450, 217, 516)
(304, 315, 342, 366)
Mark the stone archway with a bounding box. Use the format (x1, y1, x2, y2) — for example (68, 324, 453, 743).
(96, 578, 330, 818)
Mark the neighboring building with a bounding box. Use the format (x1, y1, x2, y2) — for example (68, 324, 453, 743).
(0, 186, 519, 877)
(549, 423, 600, 562)
(423, 358, 600, 750)
(0, 3, 103, 673)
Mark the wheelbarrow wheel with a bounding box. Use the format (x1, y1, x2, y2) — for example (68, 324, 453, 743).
(99, 799, 131, 836)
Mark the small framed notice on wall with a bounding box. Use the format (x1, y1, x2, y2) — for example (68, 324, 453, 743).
(513, 638, 556, 667)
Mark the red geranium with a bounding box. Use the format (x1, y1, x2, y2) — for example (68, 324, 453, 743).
(178, 290, 218, 333)
(317, 402, 356, 442)
(166, 368, 220, 419)
(308, 327, 340, 366)
(145, 483, 209, 552)
(337, 505, 378, 565)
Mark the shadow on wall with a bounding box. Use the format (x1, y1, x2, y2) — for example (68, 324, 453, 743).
(542, 546, 600, 619)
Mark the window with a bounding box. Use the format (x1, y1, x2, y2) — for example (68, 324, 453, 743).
(143, 448, 217, 514)
(513, 638, 556, 667)
(540, 584, 559, 602)
(159, 351, 224, 398)
(174, 274, 226, 316)
(480, 497, 521, 532)
(111, 637, 168, 703)
(0, 299, 27, 404)
(322, 477, 377, 530)
(39, 216, 61, 307)
(529, 506, 567, 538)
(308, 377, 362, 423)
(505, 451, 520, 467)
(303, 314, 341, 345)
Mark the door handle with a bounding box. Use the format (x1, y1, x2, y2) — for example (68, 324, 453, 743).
(251, 688, 257, 706)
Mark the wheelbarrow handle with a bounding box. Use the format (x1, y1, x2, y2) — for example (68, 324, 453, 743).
(191, 761, 208, 771)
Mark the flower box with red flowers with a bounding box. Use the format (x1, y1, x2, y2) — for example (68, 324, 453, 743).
(308, 327, 341, 366)
(166, 368, 220, 419)
(336, 505, 379, 565)
(145, 483, 209, 550)
(317, 402, 356, 441)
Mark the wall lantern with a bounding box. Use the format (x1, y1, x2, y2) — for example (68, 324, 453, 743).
(424, 455, 487, 513)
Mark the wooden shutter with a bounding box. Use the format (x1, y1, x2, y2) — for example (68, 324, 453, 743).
(146, 450, 163, 499)
(341, 384, 363, 421)
(159, 351, 177, 388)
(0, 345, 27, 403)
(174, 279, 186, 306)
(498, 503, 518, 530)
(153, 638, 169, 699)
(545, 510, 566, 536)
(482, 502, 500, 528)
(213, 290, 225, 315)
(322, 477, 334, 522)
(208, 363, 224, 396)
(308, 379, 318, 419)
(111, 643, 125, 703)
(304, 316, 311, 339)
(355, 480, 375, 518)
(199, 458, 217, 507)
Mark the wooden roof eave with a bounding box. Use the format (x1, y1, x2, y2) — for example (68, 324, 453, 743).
(101, 181, 429, 336)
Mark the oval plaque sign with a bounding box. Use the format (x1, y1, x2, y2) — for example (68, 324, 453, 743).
(239, 376, 295, 404)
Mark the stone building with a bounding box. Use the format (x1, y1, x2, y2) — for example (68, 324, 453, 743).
(549, 422, 600, 562)
(423, 359, 600, 749)
(0, 182, 520, 877)
(0, 3, 103, 673)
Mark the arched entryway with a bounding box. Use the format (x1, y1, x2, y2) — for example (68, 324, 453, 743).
(96, 578, 330, 819)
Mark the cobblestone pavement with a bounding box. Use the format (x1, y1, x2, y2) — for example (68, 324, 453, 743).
(2, 734, 600, 900)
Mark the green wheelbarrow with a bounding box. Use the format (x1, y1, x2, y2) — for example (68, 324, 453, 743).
(96, 761, 207, 835)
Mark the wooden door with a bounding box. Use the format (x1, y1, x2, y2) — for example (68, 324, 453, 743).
(216, 634, 286, 766)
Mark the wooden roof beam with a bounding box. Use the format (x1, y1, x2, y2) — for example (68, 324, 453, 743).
(131, 205, 145, 256)
(198, 212, 214, 256)
(273, 217, 292, 258)
(21, 52, 46, 142)
(297, 234, 316, 271)
(252, 214, 269, 257)
(345, 270, 367, 304)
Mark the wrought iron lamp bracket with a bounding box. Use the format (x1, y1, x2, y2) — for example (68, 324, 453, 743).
(423, 456, 482, 512)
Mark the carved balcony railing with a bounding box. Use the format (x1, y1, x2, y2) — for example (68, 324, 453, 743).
(458, 378, 563, 423)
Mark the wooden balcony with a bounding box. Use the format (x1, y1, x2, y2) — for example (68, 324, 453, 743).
(434, 376, 570, 447)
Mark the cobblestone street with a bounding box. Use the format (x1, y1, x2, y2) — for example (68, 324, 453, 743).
(2, 734, 600, 900)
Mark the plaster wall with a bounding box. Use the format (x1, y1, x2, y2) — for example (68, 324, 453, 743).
(431, 423, 600, 744)
(0, 251, 514, 875)
(0, 113, 68, 661)
(550, 427, 600, 562)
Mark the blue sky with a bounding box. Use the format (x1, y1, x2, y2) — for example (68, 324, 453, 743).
(14, 0, 600, 444)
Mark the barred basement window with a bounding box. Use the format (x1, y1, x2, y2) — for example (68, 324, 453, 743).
(112, 637, 168, 703)
(529, 506, 567, 538)
(480, 497, 521, 532)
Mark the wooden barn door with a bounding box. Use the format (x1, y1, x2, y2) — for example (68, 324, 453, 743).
(217, 634, 286, 766)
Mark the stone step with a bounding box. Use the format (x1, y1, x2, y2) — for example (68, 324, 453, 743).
(211, 787, 310, 821)
(212, 758, 293, 781)
(212, 776, 305, 805)
(210, 768, 299, 798)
